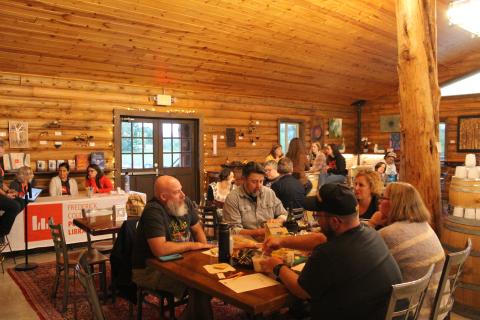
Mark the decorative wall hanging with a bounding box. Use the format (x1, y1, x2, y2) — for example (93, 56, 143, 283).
(380, 115, 400, 132)
(9, 120, 29, 148)
(390, 133, 401, 152)
(226, 128, 236, 147)
(328, 118, 342, 138)
(311, 117, 323, 144)
(457, 115, 480, 152)
(212, 135, 218, 156)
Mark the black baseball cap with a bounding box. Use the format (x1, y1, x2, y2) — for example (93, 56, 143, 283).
(303, 183, 358, 216)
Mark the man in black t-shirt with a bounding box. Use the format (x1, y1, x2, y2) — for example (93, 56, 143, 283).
(271, 157, 306, 210)
(262, 183, 402, 320)
(132, 175, 214, 320)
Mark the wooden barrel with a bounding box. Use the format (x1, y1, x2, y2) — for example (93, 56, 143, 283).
(449, 177, 480, 208)
(441, 216, 480, 319)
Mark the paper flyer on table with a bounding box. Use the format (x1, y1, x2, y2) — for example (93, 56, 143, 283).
(219, 273, 280, 293)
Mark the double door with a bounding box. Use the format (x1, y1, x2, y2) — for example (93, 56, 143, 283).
(117, 116, 199, 201)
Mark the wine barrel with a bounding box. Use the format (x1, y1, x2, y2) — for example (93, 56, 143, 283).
(441, 216, 480, 319)
(449, 177, 480, 208)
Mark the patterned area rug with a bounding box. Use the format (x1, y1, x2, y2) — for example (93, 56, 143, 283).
(8, 261, 248, 320)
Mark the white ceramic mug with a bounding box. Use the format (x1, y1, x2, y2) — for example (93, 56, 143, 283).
(465, 154, 476, 167)
(464, 208, 476, 219)
(455, 166, 467, 179)
(453, 207, 464, 218)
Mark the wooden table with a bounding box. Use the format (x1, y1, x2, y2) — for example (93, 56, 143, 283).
(73, 215, 139, 236)
(148, 251, 290, 317)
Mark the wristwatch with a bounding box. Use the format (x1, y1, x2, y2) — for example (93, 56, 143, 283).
(273, 263, 288, 280)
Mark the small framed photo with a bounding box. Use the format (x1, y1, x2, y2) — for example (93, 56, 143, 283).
(113, 204, 127, 221)
(36, 160, 46, 172)
(48, 160, 57, 172)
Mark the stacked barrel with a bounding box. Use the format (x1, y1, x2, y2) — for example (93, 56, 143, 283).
(441, 154, 480, 318)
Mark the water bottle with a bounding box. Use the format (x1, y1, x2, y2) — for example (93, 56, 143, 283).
(124, 172, 130, 193)
(218, 223, 231, 263)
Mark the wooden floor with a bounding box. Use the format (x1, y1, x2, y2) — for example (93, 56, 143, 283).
(0, 249, 473, 320)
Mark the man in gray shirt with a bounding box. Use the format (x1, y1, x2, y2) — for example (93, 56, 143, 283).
(223, 161, 287, 237)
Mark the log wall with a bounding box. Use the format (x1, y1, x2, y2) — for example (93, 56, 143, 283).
(362, 94, 480, 162)
(0, 71, 356, 192)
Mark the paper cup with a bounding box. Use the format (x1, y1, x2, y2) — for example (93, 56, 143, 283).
(467, 168, 479, 179)
(465, 154, 476, 167)
(455, 166, 467, 179)
(453, 207, 464, 218)
(465, 208, 476, 219)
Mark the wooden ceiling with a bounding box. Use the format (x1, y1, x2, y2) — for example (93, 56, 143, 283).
(0, 0, 479, 105)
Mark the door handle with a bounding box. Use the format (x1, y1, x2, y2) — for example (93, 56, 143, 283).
(129, 171, 157, 176)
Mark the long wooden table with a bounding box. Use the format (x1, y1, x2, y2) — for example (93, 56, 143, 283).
(148, 251, 290, 317)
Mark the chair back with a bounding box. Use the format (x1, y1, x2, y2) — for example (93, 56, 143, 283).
(385, 264, 435, 320)
(198, 205, 218, 240)
(48, 217, 69, 268)
(430, 238, 472, 320)
(76, 252, 105, 320)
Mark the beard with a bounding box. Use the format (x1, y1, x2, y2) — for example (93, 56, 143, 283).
(166, 199, 188, 217)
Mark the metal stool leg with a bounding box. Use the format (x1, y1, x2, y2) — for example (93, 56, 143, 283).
(5, 236, 16, 264)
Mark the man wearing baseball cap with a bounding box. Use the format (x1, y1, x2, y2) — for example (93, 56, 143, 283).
(261, 183, 402, 319)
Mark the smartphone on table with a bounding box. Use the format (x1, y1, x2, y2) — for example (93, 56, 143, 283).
(158, 253, 183, 262)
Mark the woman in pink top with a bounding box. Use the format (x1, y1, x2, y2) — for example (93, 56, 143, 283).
(85, 164, 113, 193)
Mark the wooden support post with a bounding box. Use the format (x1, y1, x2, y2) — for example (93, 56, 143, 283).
(395, 0, 441, 232)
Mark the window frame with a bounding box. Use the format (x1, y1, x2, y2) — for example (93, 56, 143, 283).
(278, 118, 305, 152)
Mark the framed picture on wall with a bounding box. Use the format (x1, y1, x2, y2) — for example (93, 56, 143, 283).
(328, 118, 342, 138)
(457, 115, 480, 152)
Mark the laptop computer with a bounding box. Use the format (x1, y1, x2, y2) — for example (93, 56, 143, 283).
(27, 187, 43, 202)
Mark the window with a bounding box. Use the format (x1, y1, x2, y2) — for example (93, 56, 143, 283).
(121, 120, 154, 169)
(441, 71, 480, 96)
(439, 122, 446, 161)
(162, 121, 192, 168)
(279, 121, 300, 152)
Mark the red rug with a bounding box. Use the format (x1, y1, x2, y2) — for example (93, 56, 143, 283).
(8, 261, 249, 320)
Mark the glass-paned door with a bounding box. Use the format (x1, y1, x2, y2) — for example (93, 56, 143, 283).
(118, 117, 199, 201)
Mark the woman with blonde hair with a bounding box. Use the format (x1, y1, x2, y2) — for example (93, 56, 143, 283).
(308, 141, 326, 173)
(354, 169, 383, 219)
(370, 182, 445, 320)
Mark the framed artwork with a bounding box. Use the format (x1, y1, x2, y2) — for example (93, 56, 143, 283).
(457, 115, 480, 152)
(311, 117, 323, 144)
(226, 128, 236, 147)
(9, 120, 29, 148)
(328, 118, 342, 138)
(380, 115, 400, 132)
(390, 133, 401, 152)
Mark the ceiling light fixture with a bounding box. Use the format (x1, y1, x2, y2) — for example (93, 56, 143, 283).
(447, 0, 480, 37)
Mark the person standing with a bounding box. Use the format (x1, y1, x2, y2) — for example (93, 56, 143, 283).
(285, 138, 311, 194)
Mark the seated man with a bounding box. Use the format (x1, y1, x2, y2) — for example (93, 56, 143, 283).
(223, 161, 287, 237)
(263, 160, 280, 188)
(132, 175, 214, 320)
(262, 183, 402, 320)
(0, 140, 25, 245)
(271, 157, 306, 210)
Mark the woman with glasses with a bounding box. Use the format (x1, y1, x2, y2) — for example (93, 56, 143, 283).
(85, 164, 113, 194)
(370, 182, 444, 319)
(49, 162, 78, 196)
(354, 169, 383, 219)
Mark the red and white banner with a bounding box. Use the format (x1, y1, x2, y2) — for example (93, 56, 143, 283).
(9, 193, 130, 251)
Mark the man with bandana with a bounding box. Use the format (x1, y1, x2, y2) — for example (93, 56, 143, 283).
(132, 175, 214, 320)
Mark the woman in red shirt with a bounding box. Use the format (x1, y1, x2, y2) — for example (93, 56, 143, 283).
(85, 164, 113, 193)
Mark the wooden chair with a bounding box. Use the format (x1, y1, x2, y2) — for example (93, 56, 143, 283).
(197, 205, 218, 241)
(136, 287, 188, 320)
(385, 264, 435, 320)
(430, 238, 472, 320)
(75, 252, 106, 320)
(48, 217, 109, 312)
(81, 208, 115, 253)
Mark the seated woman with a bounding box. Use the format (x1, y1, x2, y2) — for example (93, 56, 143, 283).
(49, 162, 79, 196)
(374, 162, 387, 185)
(85, 164, 113, 193)
(319, 143, 347, 187)
(265, 143, 284, 163)
(285, 138, 311, 194)
(354, 169, 383, 219)
(370, 182, 445, 320)
(9, 166, 35, 198)
(308, 141, 326, 173)
(207, 168, 234, 208)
